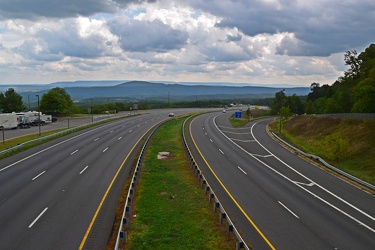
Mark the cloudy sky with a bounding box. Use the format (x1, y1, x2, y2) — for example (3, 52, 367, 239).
(0, 0, 374, 86)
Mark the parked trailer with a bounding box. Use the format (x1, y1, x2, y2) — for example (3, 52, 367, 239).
(23, 111, 52, 123)
(0, 113, 19, 129)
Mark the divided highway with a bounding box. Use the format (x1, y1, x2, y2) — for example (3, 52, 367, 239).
(0, 110, 183, 249)
(186, 111, 375, 249)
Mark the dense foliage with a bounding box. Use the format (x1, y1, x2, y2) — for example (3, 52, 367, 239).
(271, 43, 375, 115)
(40, 87, 80, 115)
(307, 44, 375, 113)
(0, 88, 26, 113)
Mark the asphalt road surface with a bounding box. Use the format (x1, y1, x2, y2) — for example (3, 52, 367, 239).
(0, 109, 198, 249)
(186, 111, 375, 249)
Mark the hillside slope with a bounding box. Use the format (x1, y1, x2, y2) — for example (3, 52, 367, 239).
(274, 116, 375, 185)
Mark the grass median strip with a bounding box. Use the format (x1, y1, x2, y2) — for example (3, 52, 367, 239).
(125, 117, 235, 249)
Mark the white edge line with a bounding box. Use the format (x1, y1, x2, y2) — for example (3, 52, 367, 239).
(1, 124, 111, 172)
(212, 115, 375, 231)
(279, 201, 299, 219)
(32, 171, 46, 181)
(79, 166, 89, 175)
(28, 207, 48, 228)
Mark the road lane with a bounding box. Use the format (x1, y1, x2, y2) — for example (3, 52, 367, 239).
(0, 111, 172, 249)
(187, 112, 375, 249)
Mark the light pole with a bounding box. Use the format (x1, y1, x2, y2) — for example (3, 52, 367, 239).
(90, 98, 93, 123)
(36, 95, 41, 136)
(279, 89, 285, 134)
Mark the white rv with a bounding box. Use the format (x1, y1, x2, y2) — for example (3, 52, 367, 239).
(0, 113, 19, 129)
(24, 111, 52, 123)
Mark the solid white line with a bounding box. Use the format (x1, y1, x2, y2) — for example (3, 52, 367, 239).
(103, 147, 108, 153)
(94, 138, 99, 141)
(79, 166, 89, 175)
(219, 149, 224, 154)
(279, 201, 299, 219)
(118, 137, 122, 140)
(213, 116, 375, 232)
(238, 166, 247, 175)
(222, 130, 251, 135)
(70, 149, 78, 155)
(32, 171, 46, 181)
(28, 207, 48, 228)
(0, 125, 111, 173)
(231, 138, 256, 142)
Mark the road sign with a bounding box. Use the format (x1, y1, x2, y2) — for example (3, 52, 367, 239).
(235, 111, 242, 118)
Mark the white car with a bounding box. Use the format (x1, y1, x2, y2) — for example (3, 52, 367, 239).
(169, 112, 175, 117)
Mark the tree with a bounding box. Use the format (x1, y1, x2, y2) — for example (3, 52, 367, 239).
(270, 90, 287, 115)
(0, 88, 26, 113)
(40, 87, 76, 115)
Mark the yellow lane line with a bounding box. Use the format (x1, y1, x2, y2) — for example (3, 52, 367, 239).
(189, 116, 276, 250)
(79, 123, 158, 249)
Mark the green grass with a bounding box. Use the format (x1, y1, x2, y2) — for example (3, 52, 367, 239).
(229, 109, 272, 127)
(0, 114, 130, 159)
(125, 117, 236, 250)
(270, 116, 375, 185)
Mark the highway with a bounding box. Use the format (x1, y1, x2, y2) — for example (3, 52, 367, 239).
(0, 109, 186, 249)
(186, 111, 375, 249)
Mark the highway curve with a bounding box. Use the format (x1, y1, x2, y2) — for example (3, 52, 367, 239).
(186, 111, 375, 249)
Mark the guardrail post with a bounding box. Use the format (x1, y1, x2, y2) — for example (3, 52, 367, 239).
(120, 231, 127, 244)
(220, 212, 226, 224)
(126, 206, 131, 216)
(227, 224, 234, 238)
(236, 241, 245, 250)
(214, 202, 220, 213)
(205, 186, 210, 194)
(123, 217, 129, 228)
(209, 193, 215, 203)
(201, 179, 206, 188)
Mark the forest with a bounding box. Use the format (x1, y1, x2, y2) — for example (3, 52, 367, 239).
(271, 43, 375, 115)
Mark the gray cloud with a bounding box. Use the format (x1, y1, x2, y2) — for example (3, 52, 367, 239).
(0, 0, 117, 20)
(0, 0, 158, 20)
(190, 0, 375, 57)
(108, 17, 188, 52)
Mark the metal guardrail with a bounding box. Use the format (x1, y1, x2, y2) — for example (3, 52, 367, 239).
(0, 118, 106, 157)
(182, 116, 250, 250)
(114, 120, 165, 249)
(272, 132, 375, 191)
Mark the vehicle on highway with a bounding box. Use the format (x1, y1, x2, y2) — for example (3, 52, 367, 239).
(222, 110, 226, 113)
(0, 113, 19, 129)
(169, 112, 175, 117)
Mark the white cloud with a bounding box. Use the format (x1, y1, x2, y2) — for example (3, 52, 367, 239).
(0, 0, 373, 85)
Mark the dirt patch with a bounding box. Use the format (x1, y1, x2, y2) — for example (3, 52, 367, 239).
(157, 151, 172, 159)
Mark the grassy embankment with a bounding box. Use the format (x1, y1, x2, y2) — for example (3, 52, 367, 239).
(123, 117, 236, 249)
(269, 116, 375, 185)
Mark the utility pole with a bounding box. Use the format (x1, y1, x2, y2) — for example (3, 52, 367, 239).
(90, 98, 93, 123)
(36, 95, 41, 136)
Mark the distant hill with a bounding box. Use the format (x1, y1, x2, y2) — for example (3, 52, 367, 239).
(7, 80, 310, 103)
(62, 81, 310, 99)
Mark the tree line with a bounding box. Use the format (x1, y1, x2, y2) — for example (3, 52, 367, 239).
(270, 43, 375, 115)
